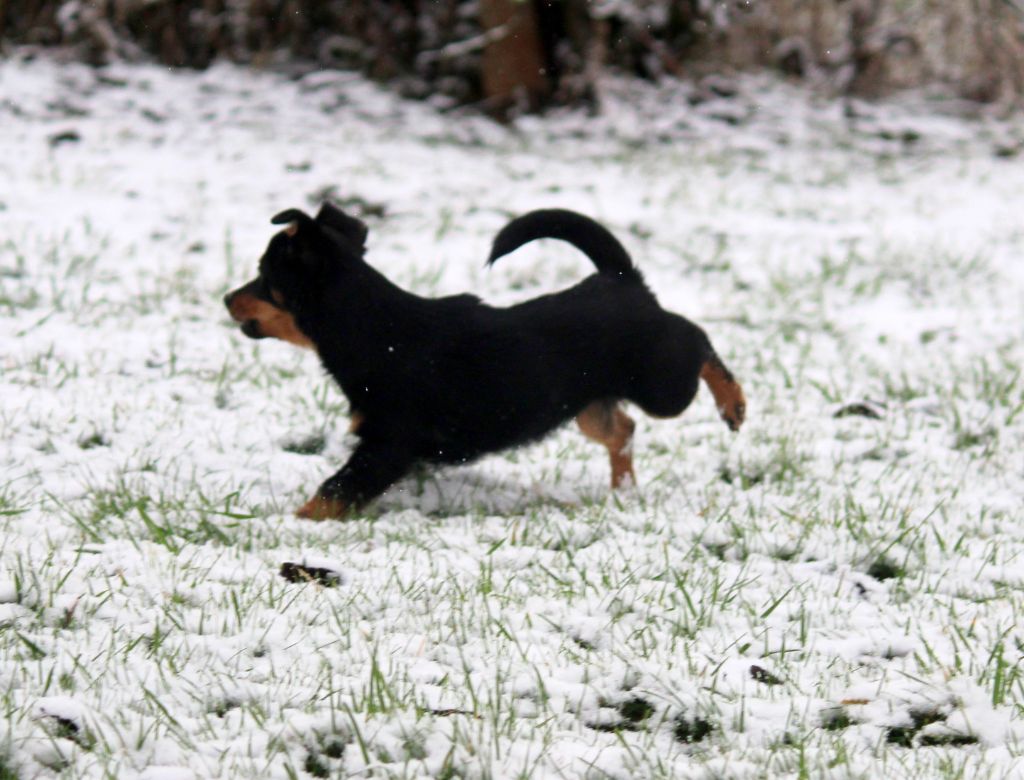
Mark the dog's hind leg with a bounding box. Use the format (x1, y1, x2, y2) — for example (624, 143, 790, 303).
(297, 437, 416, 520)
(628, 317, 745, 432)
(577, 400, 637, 489)
(700, 353, 746, 431)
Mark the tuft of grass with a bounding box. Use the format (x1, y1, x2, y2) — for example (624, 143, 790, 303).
(866, 557, 903, 582)
(619, 696, 655, 724)
(77, 431, 110, 450)
(674, 715, 714, 744)
(281, 433, 327, 456)
(820, 706, 854, 731)
(303, 752, 330, 778)
(885, 709, 947, 748)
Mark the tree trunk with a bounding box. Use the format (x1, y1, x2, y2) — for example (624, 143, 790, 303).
(479, 0, 549, 114)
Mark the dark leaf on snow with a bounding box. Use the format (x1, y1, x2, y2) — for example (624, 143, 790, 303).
(834, 402, 883, 420)
(279, 562, 342, 587)
(750, 665, 783, 685)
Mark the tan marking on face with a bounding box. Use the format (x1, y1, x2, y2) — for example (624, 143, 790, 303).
(259, 308, 315, 349)
(700, 354, 746, 431)
(577, 401, 637, 489)
(284, 222, 298, 237)
(227, 291, 314, 350)
(296, 494, 348, 521)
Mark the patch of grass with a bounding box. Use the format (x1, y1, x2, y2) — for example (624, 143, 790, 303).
(39, 713, 96, 752)
(674, 715, 714, 744)
(917, 732, 979, 748)
(210, 698, 241, 718)
(619, 696, 655, 724)
(820, 706, 854, 731)
(718, 441, 806, 489)
(402, 731, 427, 761)
(586, 696, 656, 733)
(883, 373, 926, 403)
(281, 433, 327, 456)
(0, 485, 29, 518)
(13, 632, 45, 661)
(885, 709, 947, 748)
(303, 752, 330, 778)
(866, 557, 903, 582)
(952, 426, 996, 453)
(51, 475, 253, 549)
(77, 431, 110, 450)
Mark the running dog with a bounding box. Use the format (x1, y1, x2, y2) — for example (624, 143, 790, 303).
(224, 204, 745, 519)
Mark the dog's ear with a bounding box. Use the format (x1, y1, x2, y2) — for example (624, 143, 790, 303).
(271, 209, 317, 237)
(315, 202, 368, 250)
(270, 208, 333, 274)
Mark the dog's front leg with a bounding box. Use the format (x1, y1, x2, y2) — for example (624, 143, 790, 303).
(296, 437, 416, 520)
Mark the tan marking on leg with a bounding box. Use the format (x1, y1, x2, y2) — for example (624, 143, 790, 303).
(700, 354, 746, 431)
(296, 494, 348, 521)
(577, 401, 637, 489)
(348, 412, 365, 434)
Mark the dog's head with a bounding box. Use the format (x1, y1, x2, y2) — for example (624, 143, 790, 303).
(223, 202, 369, 348)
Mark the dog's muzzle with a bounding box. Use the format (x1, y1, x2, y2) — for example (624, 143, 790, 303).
(224, 289, 264, 339)
(240, 319, 265, 339)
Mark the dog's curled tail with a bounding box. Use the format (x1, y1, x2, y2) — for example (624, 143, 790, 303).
(487, 209, 639, 280)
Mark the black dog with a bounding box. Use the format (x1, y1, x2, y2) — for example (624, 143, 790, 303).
(224, 204, 745, 519)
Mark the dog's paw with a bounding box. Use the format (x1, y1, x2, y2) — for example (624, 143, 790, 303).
(610, 461, 637, 491)
(611, 472, 638, 491)
(296, 495, 348, 521)
(721, 399, 746, 432)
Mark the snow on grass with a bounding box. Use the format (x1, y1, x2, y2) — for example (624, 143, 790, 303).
(1, 55, 1024, 778)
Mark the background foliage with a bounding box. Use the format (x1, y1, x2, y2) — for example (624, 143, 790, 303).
(2, 1, 1023, 110)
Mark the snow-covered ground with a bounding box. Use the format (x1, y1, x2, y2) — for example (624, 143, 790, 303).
(1, 55, 1023, 778)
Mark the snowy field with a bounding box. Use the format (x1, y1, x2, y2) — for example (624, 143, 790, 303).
(1, 55, 1024, 779)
